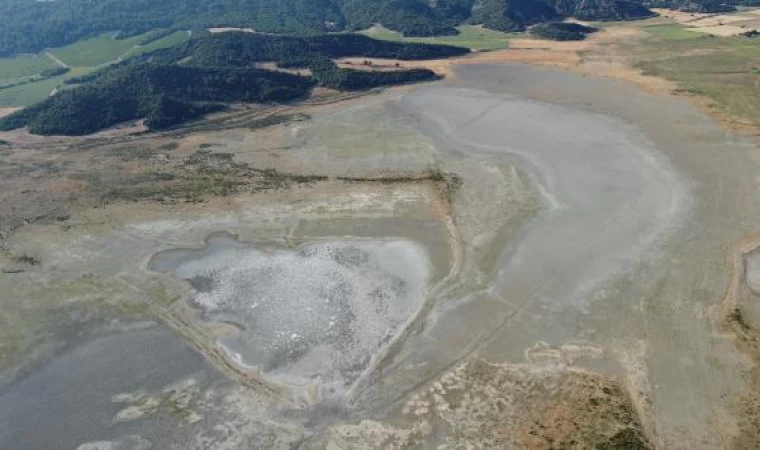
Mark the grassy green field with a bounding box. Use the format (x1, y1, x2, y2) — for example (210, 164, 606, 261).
(0, 54, 58, 81)
(0, 67, 92, 107)
(622, 20, 760, 125)
(362, 25, 514, 51)
(47, 33, 141, 67)
(638, 23, 705, 41)
(120, 31, 192, 60)
(0, 30, 191, 107)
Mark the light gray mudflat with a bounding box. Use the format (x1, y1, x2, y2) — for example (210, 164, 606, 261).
(151, 234, 431, 395)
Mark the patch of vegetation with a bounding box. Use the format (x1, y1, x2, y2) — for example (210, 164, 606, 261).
(629, 20, 760, 126)
(40, 67, 70, 78)
(0, 65, 312, 135)
(119, 31, 192, 60)
(74, 170, 212, 204)
(730, 308, 751, 331)
(12, 254, 41, 266)
(46, 33, 146, 68)
(0, 65, 73, 93)
(0, 139, 9, 146)
(247, 113, 311, 130)
(640, 23, 703, 41)
(642, 0, 737, 13)
(155, 33, 469, 67)
(336, 170, 450, 184)
(0, 33, 466, 135)
(530, 22, 599, 40)
(159, 142, 180, 151)
(74, 147, 331, 205)
(133, 29, 177, 45)
(310, 56, 439, 90)
(468, 0, 561, 32)
(337, 169, 462, 201)
(0, 0, 664, 58)
(185, 149, 235, 165)
(363, 24, 515, 50)
(107, 145, 155, 161)
(560, 0, 656, 20)
(0, 30, 191, 108)
(596, 427, 650, 450)
(0, 67, 73, 92)
(0, 68, 85, 107)
(0, 54, 58, 82)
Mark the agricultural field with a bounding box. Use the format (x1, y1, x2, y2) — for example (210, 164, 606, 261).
(362, 24, 514, 51)
(46, 33, 143, 68)
(0, 54, 58, 82)
(47, 30, 191, 68)
(0, 30, 191, 108)
(0, 72, 71, 107)
(121, 31, 192, 60)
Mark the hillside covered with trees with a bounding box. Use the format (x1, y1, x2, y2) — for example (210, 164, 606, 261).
(529, 22, 599, 40)
(151, 33, 469, 67)
(0, 33, 464, 135)
(641, 0, 737, 12)
(1, 0, 752, 57)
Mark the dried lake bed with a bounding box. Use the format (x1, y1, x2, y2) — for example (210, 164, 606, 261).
(149, 234, 433, 396)
(2, 63, 760, 448)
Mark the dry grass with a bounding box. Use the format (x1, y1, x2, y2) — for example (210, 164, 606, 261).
(650, 7, 760, 36)
(0, 107, 21, 119)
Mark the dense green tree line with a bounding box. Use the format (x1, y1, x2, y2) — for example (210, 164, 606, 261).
(468, 0, 560, 32)
(0, 33, 461, 135)
(530, 22, 599, 40)
(4, 0, 753, 58)
(307, 56, 439, 89)
(39, 67, 70, 77)
(0, 64, 312, 135)
(552, 0, 654, 20)
(152, 33, 469, 68)
(642, 0, 735, 12)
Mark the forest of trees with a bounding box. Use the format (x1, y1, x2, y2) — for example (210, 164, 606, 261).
(1, 0, 752, 57)
(151, 33, 469, 67)
(0, 65, 310, 135)
(530, 22, 599, 40)
(307, 56, 438, 89)
(0, 33, 459, 135)
(469, 0, 561, 32)
(641, 0, 738, 11)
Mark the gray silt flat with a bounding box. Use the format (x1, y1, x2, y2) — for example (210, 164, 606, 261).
(0, 323, 221, 450)
(354, 64, 759, 448)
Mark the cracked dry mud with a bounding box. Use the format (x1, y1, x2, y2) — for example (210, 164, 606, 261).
(2, 61, 760, 450)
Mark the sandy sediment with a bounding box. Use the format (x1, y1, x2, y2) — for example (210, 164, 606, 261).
(0, 108, 20, 119)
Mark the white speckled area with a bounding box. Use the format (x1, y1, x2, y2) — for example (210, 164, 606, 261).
(150, 234, 431, 393)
